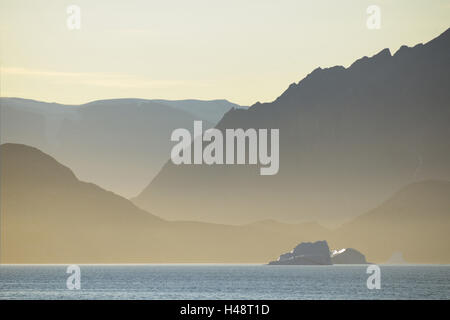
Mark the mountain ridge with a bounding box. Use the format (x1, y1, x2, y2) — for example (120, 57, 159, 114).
(134, 27, 450, 225)
(0, 97, 241, 197)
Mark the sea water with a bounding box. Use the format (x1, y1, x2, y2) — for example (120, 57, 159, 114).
(0, 264, 449, 300)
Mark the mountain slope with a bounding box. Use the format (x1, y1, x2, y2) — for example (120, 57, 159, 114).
(331, 180, 450, 263)
(0, 143, 330, 263)
(134, 28, 450, 225)
(0, 143, 165, 263)
(2, 144, 448, 263)
(151, 99, 243, 123)
(0, 98, 239, 198)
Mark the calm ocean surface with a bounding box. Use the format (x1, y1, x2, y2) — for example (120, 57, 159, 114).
(0, 265, 449, 300)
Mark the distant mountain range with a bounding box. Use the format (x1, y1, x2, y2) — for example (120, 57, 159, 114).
(134, 28, 450, 225)
(0, 143, 328, 263)
(0, 97, 241, 197)
(1, 143, 449, 263)
(1, 28, 449, 264)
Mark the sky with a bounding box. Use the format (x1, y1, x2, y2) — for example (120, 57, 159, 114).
(1, 0, 449, 106)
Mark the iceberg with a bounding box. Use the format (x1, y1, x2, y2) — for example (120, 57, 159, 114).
(269, 241, 368, 265)
(268, 240, 332, 265)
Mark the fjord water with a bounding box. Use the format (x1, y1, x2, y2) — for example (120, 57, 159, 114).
(0, 265, 449, 300)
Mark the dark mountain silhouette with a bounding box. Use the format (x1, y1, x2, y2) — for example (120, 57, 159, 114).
(134, 28, 450, 225)
(0, 97, 240, 198)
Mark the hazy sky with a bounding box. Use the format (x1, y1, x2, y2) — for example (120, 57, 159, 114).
(1, 0, 449, 106)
